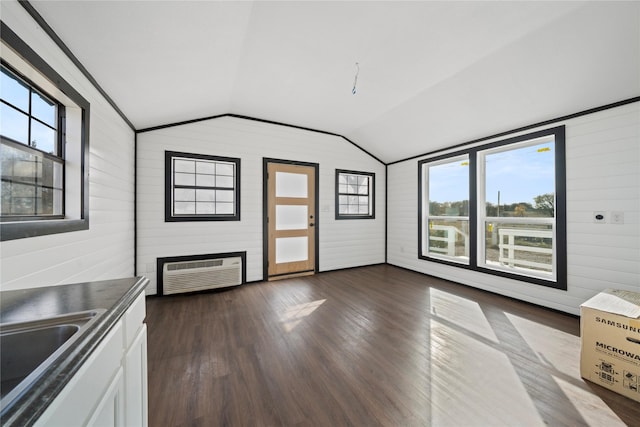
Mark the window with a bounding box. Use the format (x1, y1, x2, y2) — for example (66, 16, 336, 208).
(1, 64, 64, 218)
(421, 155, 470, 264)
(335, 170, 375, 219)
(419, 126, 566, 289)
(165, 151, 240, 221)
(1, 23, 90, 241)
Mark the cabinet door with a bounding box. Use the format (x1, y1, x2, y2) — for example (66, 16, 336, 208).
(125, 324, 148, 427)
(34, 322, 124, 427)
(87, 367, 124, 427)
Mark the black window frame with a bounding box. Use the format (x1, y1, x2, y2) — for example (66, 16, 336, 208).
(0, 22, 90, 241)
(418, 126, 566, 290)
(165, 151, 241, 222)
(335, 169, 375, 220)
(1, 62, 66, 220)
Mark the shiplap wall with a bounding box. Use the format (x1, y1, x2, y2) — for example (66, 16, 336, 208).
(388, 101, 640, 315)
(137, 116, 385, 294)
(0, 2, 135, 290)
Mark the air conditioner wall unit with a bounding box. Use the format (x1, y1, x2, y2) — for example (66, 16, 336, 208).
(159, 253, 244, 295)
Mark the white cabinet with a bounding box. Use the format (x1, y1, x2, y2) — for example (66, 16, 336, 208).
(34, 293, 147, 427)
(86, 368, 124, 427)
(123, 293, 148, 427)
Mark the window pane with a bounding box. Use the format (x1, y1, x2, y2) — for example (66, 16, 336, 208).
(174, 159, 195, 173)
(215, 190, 234, 202)
(216, 175, 234, 188)
(196, 202, 215, 214)
(174, 201, 195, 214)
(30, 120, 57, 154)
(485, 142, 555, 218)
(195, 174, 215, 187)
(1, 67, 29, 111)
(0, 103, 29, 144)
(174, 188, 195, 201)
(174, 172, 195, 186)
(216, 163, 234, 176)
(195, 160, 216, 174)
(428, 158, 469, 216)
(0, 143, 62, 216)
(195, 189, 215, 202)
(215, 202, 234, 214)
(31, 91, 56, 127)
(484, 221, 553, 274)
(427, 218, 469, 261)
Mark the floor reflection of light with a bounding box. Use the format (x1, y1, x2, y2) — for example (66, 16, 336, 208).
(506, 313, 627, 426)
(552, 375, 626, 426)
(429, 288, 499, 343)
(429, 317, 545, 426)
(504, 313, 580, 375)
(280, 299, 326, 332)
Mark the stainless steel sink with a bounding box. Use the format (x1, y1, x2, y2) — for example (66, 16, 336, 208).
(0, 310, 105, 411)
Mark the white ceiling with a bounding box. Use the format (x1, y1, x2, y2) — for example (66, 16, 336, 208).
(30, 1, 640, 163)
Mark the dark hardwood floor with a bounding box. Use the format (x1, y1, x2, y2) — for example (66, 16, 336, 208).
(146, 265, 640, 426)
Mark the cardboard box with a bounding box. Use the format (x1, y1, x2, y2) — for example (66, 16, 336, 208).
(580, 289, 640, 402)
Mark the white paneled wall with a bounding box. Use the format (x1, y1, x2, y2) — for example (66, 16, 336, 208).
(0, 2, 135, 290)
(137, 116, 385, 294)
(388, 101, 639, 315)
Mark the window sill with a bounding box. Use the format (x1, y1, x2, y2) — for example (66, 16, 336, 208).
(1, 218, 88, 241)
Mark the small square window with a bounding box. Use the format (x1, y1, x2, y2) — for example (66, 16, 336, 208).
(165, 151, 240, 222)
(335, 169, 374, 219)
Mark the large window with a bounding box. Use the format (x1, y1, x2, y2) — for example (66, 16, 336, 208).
(335, 169, 375, 219)
(165, 151, 240, 222)
(1, 23, 90, 241)
(419, 126, 566, 289)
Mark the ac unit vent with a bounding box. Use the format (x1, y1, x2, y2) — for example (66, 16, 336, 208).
(163, 256, 242, 295)
(167, 259, 224, 271)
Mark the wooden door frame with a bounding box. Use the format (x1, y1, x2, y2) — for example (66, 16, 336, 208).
(263, 158, 320, 281)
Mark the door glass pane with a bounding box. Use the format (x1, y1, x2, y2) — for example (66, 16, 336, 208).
(276, 205, 308, 230)
(276, 236, 308, 263)
(276, 172, 307, 198)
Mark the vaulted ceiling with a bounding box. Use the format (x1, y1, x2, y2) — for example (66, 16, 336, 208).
(30, 1, 640, 163)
